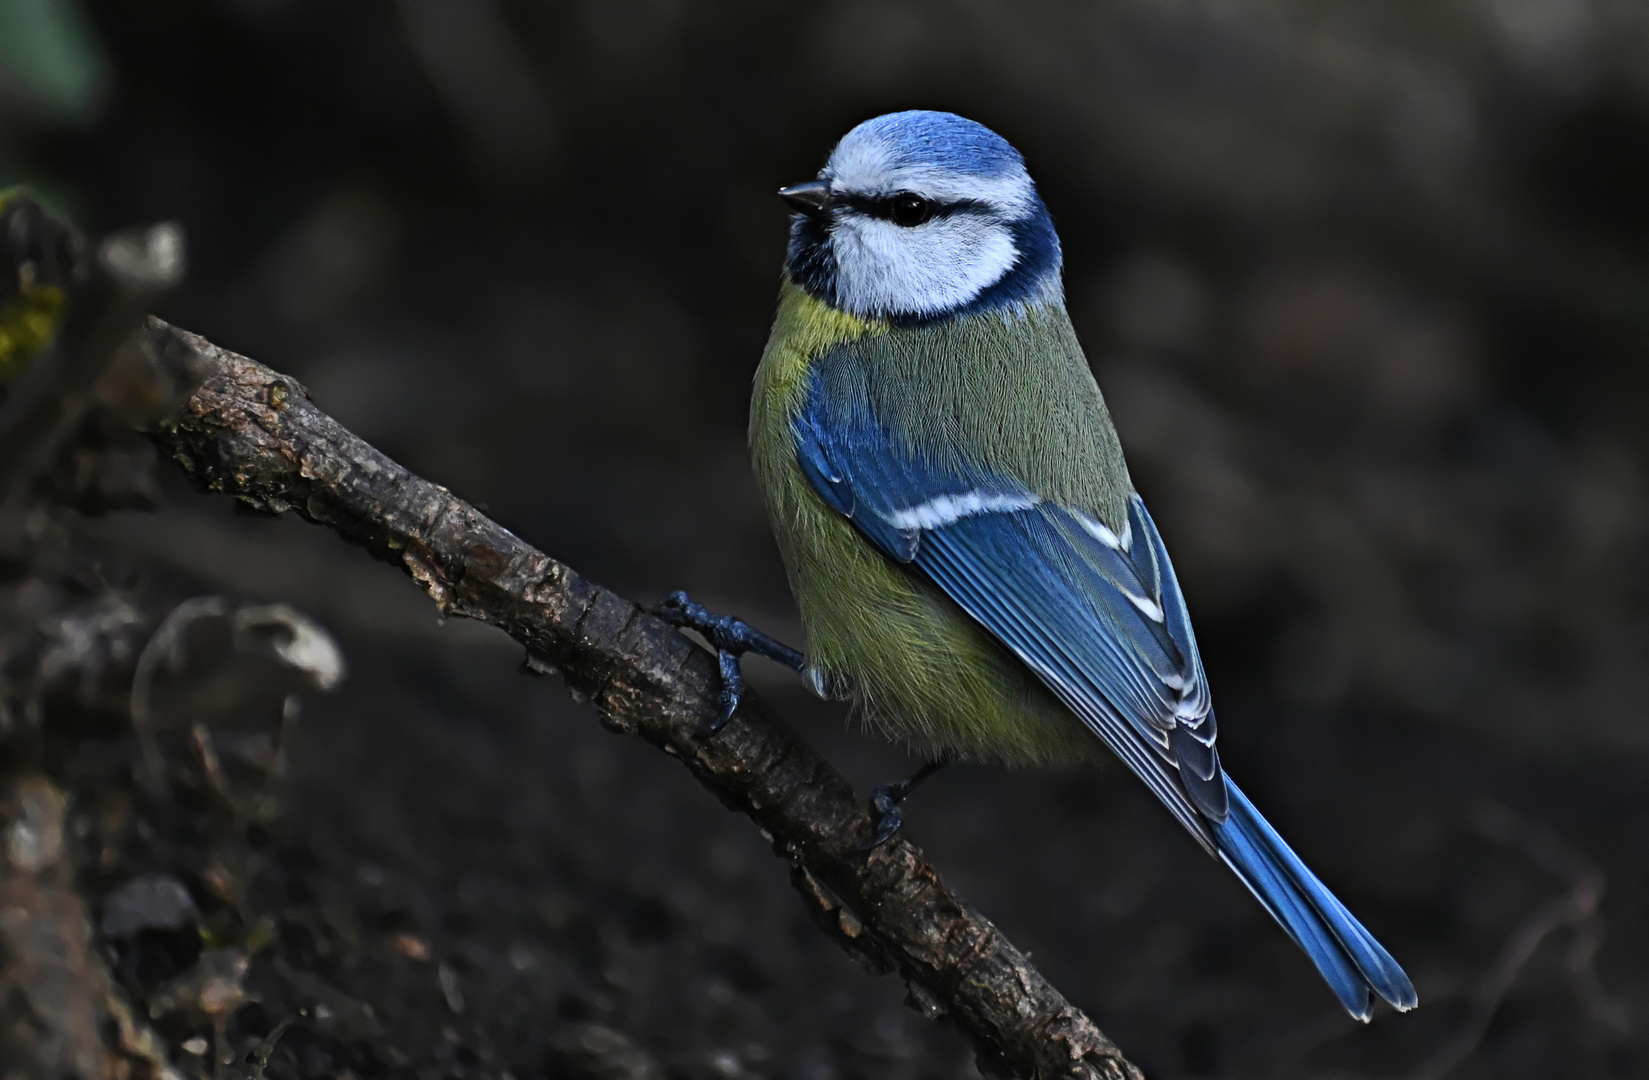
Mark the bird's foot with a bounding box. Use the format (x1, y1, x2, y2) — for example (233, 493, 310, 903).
(655, 590, 805, 736)
(863, 758, 950, 850)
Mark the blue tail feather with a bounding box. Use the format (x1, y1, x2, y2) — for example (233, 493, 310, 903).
(1212, 779, 1418, 1020)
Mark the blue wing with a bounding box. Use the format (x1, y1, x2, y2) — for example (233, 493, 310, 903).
(794, 373, 1417, 1019)
(795, 378, 1224, 839)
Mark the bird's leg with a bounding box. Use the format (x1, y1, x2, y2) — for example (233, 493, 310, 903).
(864, 758, 951, 849)
(654, 590, 805, 735)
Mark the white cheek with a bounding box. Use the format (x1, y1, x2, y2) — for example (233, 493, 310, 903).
(831, 216, 1019, 318)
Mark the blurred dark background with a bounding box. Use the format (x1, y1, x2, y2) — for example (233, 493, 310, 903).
(2, 1, 1647, 1078)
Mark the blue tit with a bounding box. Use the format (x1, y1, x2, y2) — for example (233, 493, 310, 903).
(734, 110, 1416, 1021)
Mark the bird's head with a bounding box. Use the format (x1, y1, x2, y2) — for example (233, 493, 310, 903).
(781, 110, 1062, 325)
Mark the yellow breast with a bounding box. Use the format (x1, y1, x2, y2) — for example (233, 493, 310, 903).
(746, 281, 1101, 767)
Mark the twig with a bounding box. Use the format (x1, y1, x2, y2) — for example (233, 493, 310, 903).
(1406, 806, 1620, 1080)
(142, 316, 1143, 1080)
(190, 723, 238, 812)
(129, 595, 232, 795)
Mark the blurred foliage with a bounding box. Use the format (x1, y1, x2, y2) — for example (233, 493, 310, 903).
(0, 188, 80, 381)
(0, 0, 108, 125)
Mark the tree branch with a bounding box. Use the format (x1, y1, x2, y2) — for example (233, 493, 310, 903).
(142, 316, 1143, 1080)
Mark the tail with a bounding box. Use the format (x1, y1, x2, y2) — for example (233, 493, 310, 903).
(1211, 779, 1418, 1020)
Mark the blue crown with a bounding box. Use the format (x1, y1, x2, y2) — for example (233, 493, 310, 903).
(843, 111, 1025, 179)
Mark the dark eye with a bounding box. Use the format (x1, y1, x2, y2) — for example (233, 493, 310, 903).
(889, 193, 935, 227)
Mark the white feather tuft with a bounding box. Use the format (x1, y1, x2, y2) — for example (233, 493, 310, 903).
(887, 490, 1040, 531)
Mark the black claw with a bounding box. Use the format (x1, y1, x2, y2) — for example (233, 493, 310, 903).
(872, 781, 911, 818)
(861, 759, 950, 850)
(655, 590, 806, 737)
(862, 781, 911, 850)
(864, 810, 905, 849)
(709, 648, 743, 734)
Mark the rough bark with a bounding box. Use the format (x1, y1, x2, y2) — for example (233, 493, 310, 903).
(143, 317, 1143, 1080)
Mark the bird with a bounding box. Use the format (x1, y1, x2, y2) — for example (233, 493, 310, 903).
(661, 110, 1416, 1021)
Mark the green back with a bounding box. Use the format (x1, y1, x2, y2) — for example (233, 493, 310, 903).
(813, 301, 1133, 525)
(746, 282, 1126, 767)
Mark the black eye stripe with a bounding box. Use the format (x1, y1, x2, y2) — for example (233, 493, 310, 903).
(835, 193, 989, 223)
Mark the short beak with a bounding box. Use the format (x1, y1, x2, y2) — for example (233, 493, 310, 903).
(778, 180, 831, 214)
